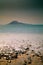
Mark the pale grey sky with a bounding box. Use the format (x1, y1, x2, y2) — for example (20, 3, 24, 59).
(0, 0, 43, 24)
(0, 10, 43, 25)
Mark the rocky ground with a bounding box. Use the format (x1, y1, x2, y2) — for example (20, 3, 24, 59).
(0, 49, 43, 65)
(0, 34, 43, 65)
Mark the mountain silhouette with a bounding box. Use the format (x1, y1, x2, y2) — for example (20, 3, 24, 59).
(8, 21, 25, 25)
(7, 21, 43, 26)
(9, 21, 19, 24)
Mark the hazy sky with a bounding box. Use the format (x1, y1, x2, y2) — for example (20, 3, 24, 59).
(0, 0, 43, 24)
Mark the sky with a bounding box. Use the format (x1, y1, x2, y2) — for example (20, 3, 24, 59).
(0, 0, 43, 25)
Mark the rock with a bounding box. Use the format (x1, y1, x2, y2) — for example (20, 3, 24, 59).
(35, 53, 39, 57)
(27, 56, 32, 64)
(26, 51, 31, 55)
(11, 53, 18, 59)
(7, 60, 11, 63)
(30, 50, 35, 57)
(0, 54, 1, 59)
(40, 56, 43, 63)
(30, 54, 35, 57)
(35, 51, 41, 57)
(23, 60, 27, 65)
(25, 47, 29, 51)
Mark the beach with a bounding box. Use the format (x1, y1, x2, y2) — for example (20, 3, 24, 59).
(0, 33, 43, 65)
(0, 33, 43, 54)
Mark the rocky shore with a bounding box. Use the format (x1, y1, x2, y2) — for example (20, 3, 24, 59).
(0, 45, 43, 65)
(0, 33, 43, 65)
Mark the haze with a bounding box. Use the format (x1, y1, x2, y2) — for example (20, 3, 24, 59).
(0, 0, 43, 25)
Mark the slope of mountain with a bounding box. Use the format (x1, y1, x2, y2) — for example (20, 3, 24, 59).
(8, 21, 23, 25)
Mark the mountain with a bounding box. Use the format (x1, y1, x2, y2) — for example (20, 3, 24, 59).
(9, 21, 20, 24)
(8, 21, 26, 25)
(7, 21, 43, 26)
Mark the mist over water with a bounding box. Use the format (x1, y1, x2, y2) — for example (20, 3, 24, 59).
(0, 22, 43, 34)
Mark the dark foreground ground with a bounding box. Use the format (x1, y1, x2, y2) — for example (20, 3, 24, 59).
(0, 53, 43, 65)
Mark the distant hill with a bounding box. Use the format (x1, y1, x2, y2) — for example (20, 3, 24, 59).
(8, 21, 26, 25)
(7, 21, 43, 26)
(9, 21, 20, 24)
